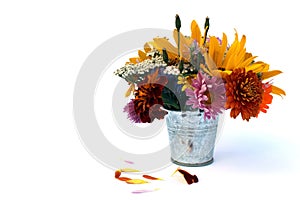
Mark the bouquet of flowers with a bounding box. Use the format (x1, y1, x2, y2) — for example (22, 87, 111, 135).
(114, 15, 285, 123)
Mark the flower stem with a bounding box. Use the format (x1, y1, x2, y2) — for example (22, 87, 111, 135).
(178, 31, 180, 57)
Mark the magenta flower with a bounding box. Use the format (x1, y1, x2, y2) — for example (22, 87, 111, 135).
(185, 72, 226, 120)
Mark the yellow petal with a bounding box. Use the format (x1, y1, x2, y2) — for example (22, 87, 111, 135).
(200, 59, 215, 76)
(212, 69, 232, 77)
(203, 53, 217, 74)
(261, 70, 282, 80)
(241, 55, 257, 69)
(126, 179, 149, 184)
(271, 85, 286, 96)
(138, 50, 147, 60)
(181, 84, 187, 91)
(246, 61, 269, 73)
(120, 168, 140, 172)
(239, 35, 246, 51)
(234, 30, 239, 41)
(223, 33, 243, 69)
(217, 33, 227, 66)
(152, 37, 178, 58)
(144, 42, 152, 53)
(129, 57, 139, 64)
(208, 36, 217, 63)
(235, 48, 246, 67)
(125, 83, 135, 97)
(171, 167, 180, 176)
(191, 20, 202, 45)
(223, 42, 238, 68)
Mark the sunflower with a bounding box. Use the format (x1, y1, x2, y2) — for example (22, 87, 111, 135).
(116, 16, 286, 124)
(225, 68, 263, 121)
(206, 31, 286, 96)
(150, 21, 212, 76)
(150, 18, 195, 63)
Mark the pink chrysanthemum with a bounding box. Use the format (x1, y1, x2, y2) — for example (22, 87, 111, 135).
(185, 72, 226, 120)
(123, 99, 141, 123)
(204, 76, 226, 119)
(185, 73, 208, 109)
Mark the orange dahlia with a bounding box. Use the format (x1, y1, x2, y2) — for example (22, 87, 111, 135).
(225, 68, 263, 121)
(133, 84, 167, 123)
(133, 69, 168, 123)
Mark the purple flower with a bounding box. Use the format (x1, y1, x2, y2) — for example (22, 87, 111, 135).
(185, 72, 226, 120)
(123, 99, 141, 123)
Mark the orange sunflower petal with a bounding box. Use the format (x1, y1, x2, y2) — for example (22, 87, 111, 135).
(261, 70, 282, 80)
(271, 85, 286, 96)
(191, 20, 202, 45)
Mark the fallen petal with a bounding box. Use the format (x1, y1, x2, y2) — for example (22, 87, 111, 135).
(115, 169, 121, 178)
(126, 179, 148, 184)
(172, 167, 199, 185)
(117, 177, 132, 181)
(178, 169, 198, 185)
(124, 160, 134, 164)
(132, 188, 160, 194)
(120, 168, 140, 172)
(142, 174, 163, 180)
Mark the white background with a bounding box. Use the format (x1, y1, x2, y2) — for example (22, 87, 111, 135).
(1, 0, 299, 199)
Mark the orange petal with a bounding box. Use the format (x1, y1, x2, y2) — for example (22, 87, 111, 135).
(144, 42, 152, 53)
(142, 174, 163, 180)
(138, 50, 147, 60)
(117, 177, 132, 181)
(115, 169, 121, 178)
